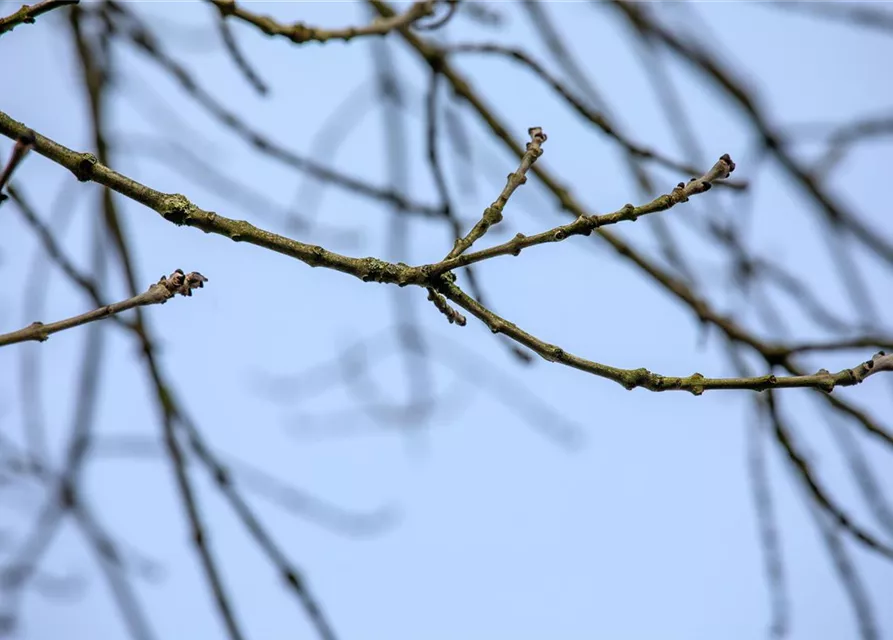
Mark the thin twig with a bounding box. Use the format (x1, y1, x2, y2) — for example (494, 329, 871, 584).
(0, 0, 77, 36)
(0, 270, 207, 347)
(428, 154, 736, 277)
(0, 130, 35, 201)
(4, 108, 892, 397)
(445, 126, 547, 259)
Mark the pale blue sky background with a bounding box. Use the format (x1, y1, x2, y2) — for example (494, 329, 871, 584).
(1, 2, 892, 639)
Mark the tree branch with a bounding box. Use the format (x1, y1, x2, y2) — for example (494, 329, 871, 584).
(0, 129, 35, 201)
(3, 108, 891, 396)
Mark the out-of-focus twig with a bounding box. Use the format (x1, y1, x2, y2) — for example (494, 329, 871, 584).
(763, 391, 893, 560)
(210, 0, 435, 45)
(768, 1, 893, 36)
(214, 10, 268, 95)
(444, 42, 747, 190)
(0, 130, 35, 202)
(611, 0, 893, 271)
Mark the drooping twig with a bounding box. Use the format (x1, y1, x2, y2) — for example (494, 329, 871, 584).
(426, 287, 466, 326)
(747, 405, 789, 639)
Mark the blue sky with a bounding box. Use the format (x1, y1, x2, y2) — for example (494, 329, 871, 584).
(1, 2, 892, 639)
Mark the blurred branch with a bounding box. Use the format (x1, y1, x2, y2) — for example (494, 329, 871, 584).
(444, 41, 747, 190)
(769, 1, 893, 36)
(214, 8, 268, 95)
(103, 2, 445, 220)
(210, 0, 435, 44)
(811, 113, 893, 178)
(0, 130, 35, 202)
(3, 73, 337, 637)
(785, 337, 893, 357)
(5, 184, 134, 332)
(611, 0, 893, 270)
(747, 404, 788, 638)
(810, 504, 879, 640)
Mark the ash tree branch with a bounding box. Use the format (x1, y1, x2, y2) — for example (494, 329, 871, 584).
(5, 184, 127, 325)
(443, 41, 748, 190)
(0, 270, 208, 348)
(2, 111, 891, 396)
(0, 130, 35, 201)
